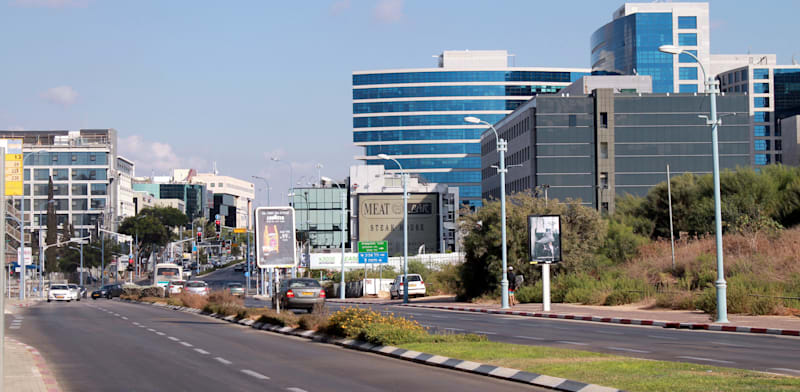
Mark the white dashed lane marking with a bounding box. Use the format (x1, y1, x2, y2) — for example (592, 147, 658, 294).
(473, 331, 497, 335)
(215, 357, 232, 365)
(557, 341, 589, 346)
(514, 335, 544, 341)
(156, 332, 166, 336)
(168, 337, 180, 341)
(677, 356, 735, 364)
(121, 317, 128, 320)
(286, 388, 308, 392)
(147, 328, 156, 332)
(180, 342, 193, 347)
(241, 369, 270, 380)
(607, 346, 651, 354)
(194, 348, 209, 355)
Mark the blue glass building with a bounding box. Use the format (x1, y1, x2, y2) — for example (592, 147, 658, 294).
(591, 3, 709, 93)
(353, 50, 588, 207)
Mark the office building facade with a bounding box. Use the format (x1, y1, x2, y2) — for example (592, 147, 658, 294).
(481, 88, 751, 213)
(132, 182, 208, 221)
(290, 186, 350, 251)
(190, 172, 254, 229)
(591, 2, 710, 93)
(353, 50, 589, 208)
(0, 129, 122, 237)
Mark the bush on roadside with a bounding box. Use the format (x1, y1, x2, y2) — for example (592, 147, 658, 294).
(298, 311, 329, 330)
(515, 285, 541, 304)
(359, 321, 427, 345)
(174, 292, 208, 309)
(256, 311, 299, 327)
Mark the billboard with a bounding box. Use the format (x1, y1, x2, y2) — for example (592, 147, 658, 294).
(528, 215, 562, 263)
(255, 207, 297, 268)
(0, 139, 23, 196)
(357, 193, 439, 256)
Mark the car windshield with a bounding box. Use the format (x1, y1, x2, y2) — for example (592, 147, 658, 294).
(407, 275, 422, 282)
(228, 283, 242, 288)
(156, 267, 180, 277)
(51, 285, 68, 290)
(186, 282, 206, 288)
(170, 281, 185, 286)
(288, 280, 321, 288)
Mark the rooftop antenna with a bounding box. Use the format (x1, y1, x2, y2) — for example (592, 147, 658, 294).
(212, 161, 218, 175)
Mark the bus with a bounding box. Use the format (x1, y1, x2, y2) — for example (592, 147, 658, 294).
(153, 263, 183, 289)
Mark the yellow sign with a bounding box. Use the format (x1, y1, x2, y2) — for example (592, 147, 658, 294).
(0, 139, 23, 196)
(233, 227, 247, 233)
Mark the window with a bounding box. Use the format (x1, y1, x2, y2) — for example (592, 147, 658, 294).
(91, 183, 107, 195)
(754, 126, 769, 137)
(51, 184, 68, 196)
(679, 67, 698, 80)
(678, 50, 698, 63)
(600, 172, 608, 188)
(90, 198, 106, 209)
(53, 169, 68, 181)
(755, 140, 767, 151)
(600, 112, 608, 128)
(34, 169, 49, 181)
(209, 183, 215, 187)
(678, 16, 697, 29)
(776, 154, 782, 164)
(71, 184, 87, 196)
(753, 68, 769, 79)
(678, 33, 697, 46)
(600, 142, 608, 159)
(680, 84, 698, 93)
(753, 83, 770, 93)
(754, 97, 770, 108)
(72, 199, 88, 210)
(24, 169, 29, 181)
(755, 154, 768, 165)
(775, 140, 782, 151)
(741, 69, 748, 81)
(218, 183, 223, 187)
(754, 112, 770, 122)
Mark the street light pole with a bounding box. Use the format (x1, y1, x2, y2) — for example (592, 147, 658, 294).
(465, 116, 510, 309)
(377, 154, 409, 304)
(322, 176, 347, 300)
(659, 45, 727, 323)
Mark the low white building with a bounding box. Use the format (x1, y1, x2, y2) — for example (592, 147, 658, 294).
(190, 172, 255, 229)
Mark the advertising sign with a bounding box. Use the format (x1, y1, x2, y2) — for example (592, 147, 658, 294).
(255, 207, 297, 268)
(528, 215, 562, 263)
(0, 139, 23, 196)
(18, 247, 32, 266)
(309, 252, 360, 269)
(357, 193, 439, 256)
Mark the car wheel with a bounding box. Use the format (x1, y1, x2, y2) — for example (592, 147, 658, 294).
(67, 300, 71, 302)
(47, 299, 51, 303)
(92, 298, 97, 300)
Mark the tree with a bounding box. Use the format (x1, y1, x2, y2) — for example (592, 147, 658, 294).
(139, 206, 188, 229)
(45, 176, 58, 273)
(118, 215, 170, 262)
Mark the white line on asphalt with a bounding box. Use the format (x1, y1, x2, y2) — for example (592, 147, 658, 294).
(180, 342, 193, 347)
(607, 347, 651, 354)
(428, 315, 447, 318)
(473, 331, 497, 335)
(121, 317, 128, 320)
(241, 369, 270, 380)
(138, 325, 146, 328)
(9, 326, 20, 329)
(168, 337, 180, 341)
(770, 368, 800, 375)
(596, 330, 624, 335)
(215, 357, 232, 365)
(677, 356, 735, 364)
(557, 341, 589, 346)
(286, 388, 308, 392)
(647, 335, 678, 340)
(710, 341, 750, 348)
(147, 328, 156, 332)
(514, 335, 544, 341)
(194, 348, 210, 355)
(114, 313, 120, 316)
(133, 322, 140, 325)
(156, 332, 166, 336)
(444, 328, 465, 331)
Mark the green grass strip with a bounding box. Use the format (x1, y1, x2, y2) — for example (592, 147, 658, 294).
(399, 341, 800, 392)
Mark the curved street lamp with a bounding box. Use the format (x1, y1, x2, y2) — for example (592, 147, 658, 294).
(376, 153, 409, 304)
(659, 44, 727, 323)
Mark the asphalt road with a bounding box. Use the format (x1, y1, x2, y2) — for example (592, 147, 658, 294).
(326, 302, 800, 376)
(8, 300, 547, 392)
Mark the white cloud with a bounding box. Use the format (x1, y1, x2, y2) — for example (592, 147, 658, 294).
(119, 135, 207, 176)
(41, 86, 78, 106)
(329, 0, 350, 15)
(13, 0, 89, 7)
(372, 0, 403, 23)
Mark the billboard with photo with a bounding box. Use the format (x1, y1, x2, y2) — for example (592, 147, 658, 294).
(528, 215, 562, 263)
(255, 207, 297, 268)
(357, 193, 439, 257)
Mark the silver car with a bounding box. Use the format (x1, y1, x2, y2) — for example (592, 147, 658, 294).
(273, 278, 326, 313)
(184, 280, 209, 296)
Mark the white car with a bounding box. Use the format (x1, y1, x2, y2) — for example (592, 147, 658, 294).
(48, 284, 73, 302)
(389, 274, 426, 299)
(184, 280, 209, 296)
(67, 284, 81, 301)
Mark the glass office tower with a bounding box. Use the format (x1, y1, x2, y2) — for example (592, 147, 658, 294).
(591, 2, 710, 93)
(353, 50, 588, 208)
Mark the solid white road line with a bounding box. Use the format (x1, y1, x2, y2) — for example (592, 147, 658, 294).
(770, 368, 800, 374)
(444, 328, 465, 331)
(607, 347, 651, 354)
(168, 337, 180, 341)
(215, 357, 232, 365)
(710, 341, 750, 348)
(473, 331, 497, 335)
(180, 342, 193, 347)
(194, 348, 210, 355)
(677, 356, 735, 364)
(241, 369, 270, 380)
(557, 341, 589, 346)
(514, 335, 545, 341)
(647, 335, 678, 340)
(596, 330, 624, 335)
(286, 388, 308, 392)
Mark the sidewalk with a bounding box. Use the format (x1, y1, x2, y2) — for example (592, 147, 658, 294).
(328, 296, 800, 335)
(4, 299, 62, 392)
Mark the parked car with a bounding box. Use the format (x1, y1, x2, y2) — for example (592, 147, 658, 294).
(48, 284, 72, 302)
(389, 274, 426, 299)
(67, 284, 81, 301)
(92, 284, 123, 300)
(233, 263, 244, 272)
(272, 278, 325, 313)
(184, 280, 209, 296)
(224, 282, 245, 297)
(167, 280, 186, 295)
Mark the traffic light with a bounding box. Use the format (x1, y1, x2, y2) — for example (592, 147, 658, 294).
(216, 232, 221, 241)
(215, 219, 221, 233)
(197, 231, 203, 243)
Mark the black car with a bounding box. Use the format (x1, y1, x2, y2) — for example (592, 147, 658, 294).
(91, 284, 123, 299)
(234, 264, 244, 272)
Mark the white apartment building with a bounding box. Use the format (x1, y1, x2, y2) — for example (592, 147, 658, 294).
(191, 172, 255, 229)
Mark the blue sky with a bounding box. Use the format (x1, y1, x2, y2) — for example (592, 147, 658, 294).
(2, 0, 798, 206)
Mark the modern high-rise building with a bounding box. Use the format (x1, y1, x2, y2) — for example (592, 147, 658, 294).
(353, 50, 589, 208)
(591, 2, 710, 93)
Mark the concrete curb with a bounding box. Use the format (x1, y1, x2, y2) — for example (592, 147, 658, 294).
(7, 337, 63, 392)
(327, 301, 800, 338)
(118, 299, 623, 392)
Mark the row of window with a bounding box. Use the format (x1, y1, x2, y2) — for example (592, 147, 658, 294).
(755, 154, 783, 165)
(353, 85, 562, 100)
(353, 99, 526, 114)
(418, 171, 481, 184)
(354, 129, 483, 142)
(507, 146, 531, 167)
(679, 67, 698, 80)
(27, 198, 107, 211)
(508, 177, 531, 195)
(754, 140, 782, 151)
(27, 183, 107, 197)
(679, 84, 698, 93)
(457, 185, 481, 198)
(24, 152, 108, 166)
(353, 71, 587, 86)
(721, 69, 749, 85)
(365, 143, 480, 156)
(482, 164, 498, 180)
(721, 84, 749, 93)
(754, 125, 781, 137)
(365, 157, 480, 169)
(500, 117, 529, 143)
(354, 114, 507, 128)
(25, 168, 107, 182)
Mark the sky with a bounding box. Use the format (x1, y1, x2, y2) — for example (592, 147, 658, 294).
(2, 0, 798, 206)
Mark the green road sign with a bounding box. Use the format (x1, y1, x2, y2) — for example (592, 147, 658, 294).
(358, 241, 387, 253)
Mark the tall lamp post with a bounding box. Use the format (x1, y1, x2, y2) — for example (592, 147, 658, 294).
(659, 44, 728, 323)
(465, 116, 510, 309)
(252, 175, 271, 295)
(251, 176, 271, 206)
(321, 176, 347, 299)
(270, 157, 293, 206)
(376, 154, 409, 304)
(18, 151, 44, 300)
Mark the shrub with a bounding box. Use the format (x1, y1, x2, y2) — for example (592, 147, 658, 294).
(655, 291, 697, 310)
(324, 307, 383, 338)
(359, 322, 427, 345)
(515, 285, 541, 304)
(141, 286, 165, 298)
(175, 292, 208, 309)
(604, 290, 641, 306)
(298, 312, 329, 331)
(256, 312, 299, 328)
